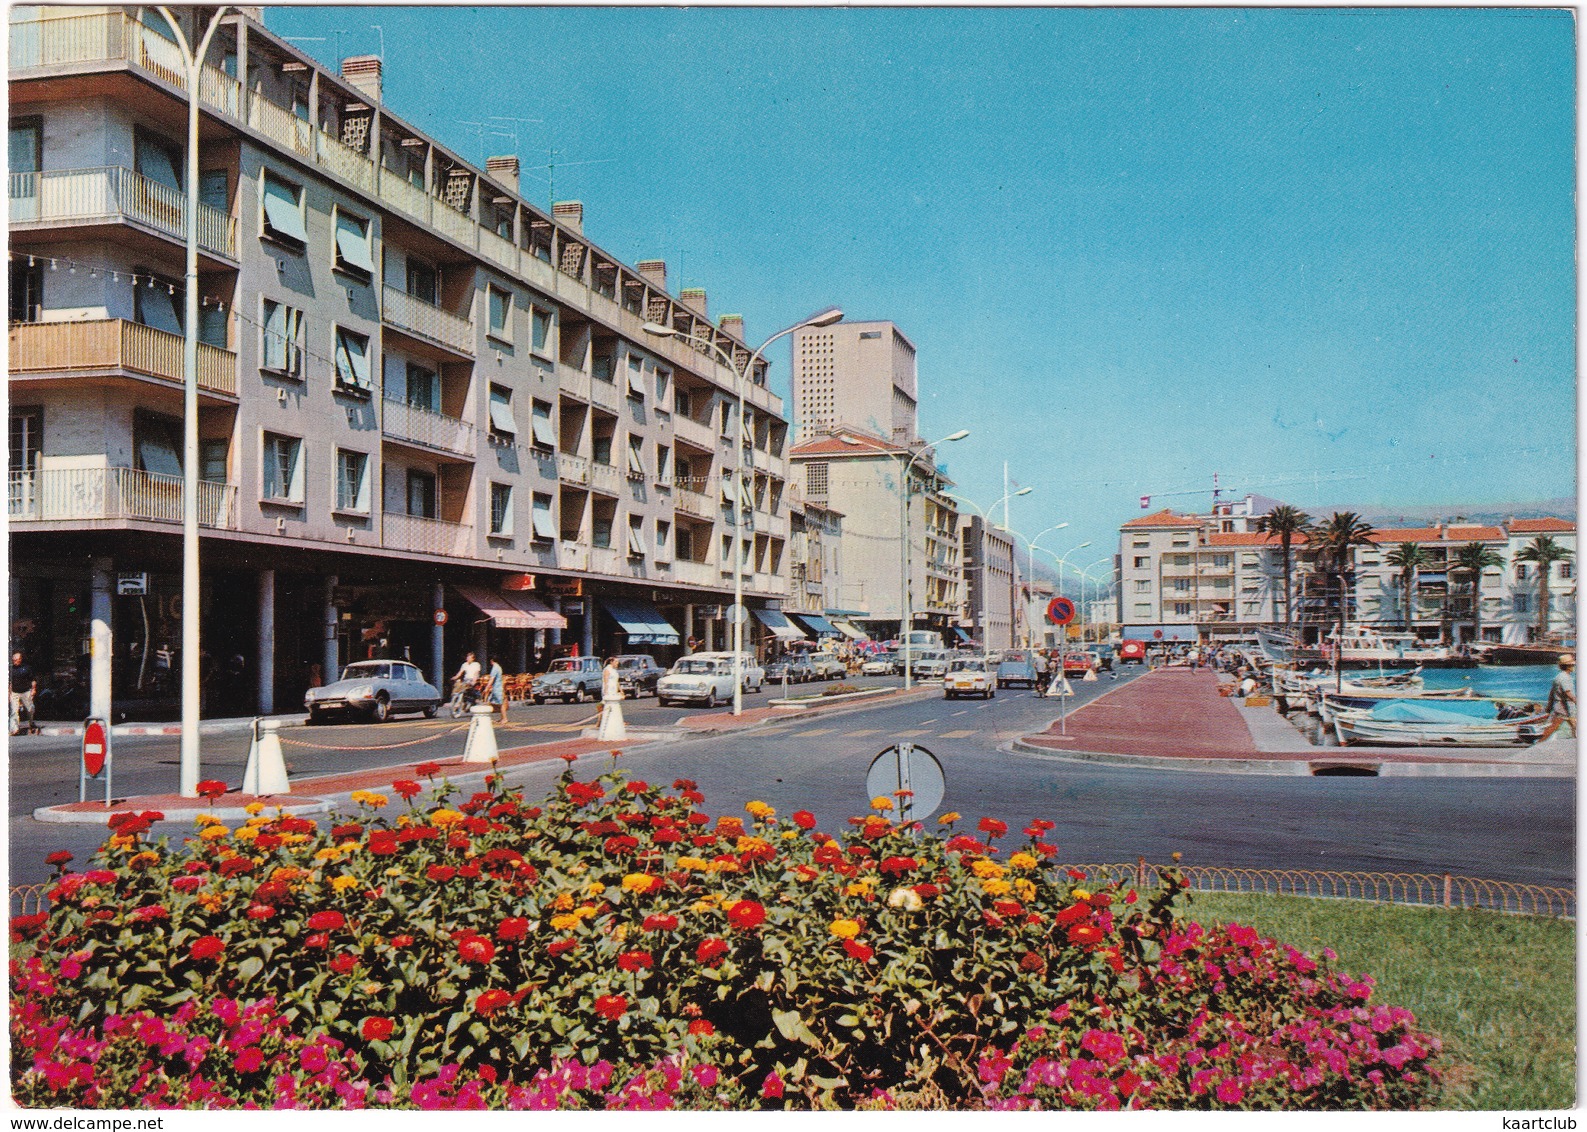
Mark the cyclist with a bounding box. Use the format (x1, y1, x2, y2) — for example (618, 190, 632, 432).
(450, 652, 482, 715)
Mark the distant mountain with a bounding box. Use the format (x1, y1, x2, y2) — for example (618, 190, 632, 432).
(1311, 498, 1577, 527)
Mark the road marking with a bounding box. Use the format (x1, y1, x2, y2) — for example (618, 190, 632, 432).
(799, 727, 835, 736)
(845, 729, 881, 737)
(894, 729, 932, 738)
(939, 729, 976, 739)
(950, 710, 968, 717)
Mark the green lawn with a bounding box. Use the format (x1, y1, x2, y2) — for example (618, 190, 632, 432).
(1185, 892, 1576, 1110)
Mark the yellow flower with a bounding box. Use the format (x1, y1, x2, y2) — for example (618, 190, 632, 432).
(844, 880, 874, 899)
(196, 893, 224, 912)
(622, 873, 658, 894)
(244, 802, 264, 816)
(690, 899, 716, 914)
(576, 904, 598, 920)
(245, 816, 271, 828)
(233, 826, 259, 844)
(981, 878, 1013, 897)
(707, 858, 741, 874)
(1008, 853, 1038, 871)
(829, 918, 862, 939)
(970, 859, 1006, 880)
(429, 809, 464, 827)
(869, 796, 894, 812)
(1072, 888, 1092, 903)
(130, 850, 160, 868)
(1014, 879, 1037, 901)
(271, 867, 306, 882)
(887, 887, 923, 912)
(330, 875, 359, 892)
(199, 825, 230, 841)
(280, 833, 310, 846)
(350, 790, 389, 809)
(550, 914, 580, 931)
(194, 813, 221, 827)
(552, 892, 575, 911)
(745, 800, 775, 820)
(107, 834, 136, 851)
(384, 868, 403, 878)
(938, 812, 962, 825)
(781, 830, 798, 840)
(583, 881, 607, 898)
(314, 847, 342, 862)
(676, 856, 710, 872)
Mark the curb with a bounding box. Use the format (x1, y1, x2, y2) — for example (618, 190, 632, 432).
(30, 715, 309, 738)
(678, 685, 940, 734)
(32, 797, 336, 825)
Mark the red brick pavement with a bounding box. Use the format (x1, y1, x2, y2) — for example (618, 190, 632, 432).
(1024, 668, 1269, 759)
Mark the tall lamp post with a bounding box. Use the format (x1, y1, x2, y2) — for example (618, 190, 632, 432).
(160, 5, 229, 798)
(1078, 556, 1111, 641)
(944, 489, 1031, 662)
(644, 306, 842, 715)
(1011, 523, 1070, 646)
(1049, 540, 1093, 652)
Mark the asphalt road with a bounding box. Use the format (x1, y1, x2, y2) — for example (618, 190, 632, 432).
(8, 667, 1575, 892)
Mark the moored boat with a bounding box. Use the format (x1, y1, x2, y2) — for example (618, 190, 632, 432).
(1332, 697, 1547, 747)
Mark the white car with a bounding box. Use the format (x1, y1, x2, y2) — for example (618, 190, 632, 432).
(658, 655, 766, 706)
(808, 653, 848, 680)
(911, 651, 952, 680)
(861, 652, 897, 676)
(688, 652, 766, 693)
(943, 657, 994, 700)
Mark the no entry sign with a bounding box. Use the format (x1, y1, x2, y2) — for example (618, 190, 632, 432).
(1046, 596, 1076, 626)
(80, 716, 113, 806)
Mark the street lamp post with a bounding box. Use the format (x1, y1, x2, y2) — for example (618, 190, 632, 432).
(1078, 556, 1111, 642)
(643, 307, 842, 715)
(944, 490, 1030, 664)
(160, 5, 229, 798)
(893, 432, 968, 688)
(1014, 523, 1070, 646)
(1049, 540, 1093, 653)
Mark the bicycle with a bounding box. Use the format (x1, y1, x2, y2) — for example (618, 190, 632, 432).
(447, 679, 481, 719)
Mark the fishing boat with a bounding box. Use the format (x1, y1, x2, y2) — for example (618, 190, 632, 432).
(1473, 643, 1574, 666)
(1332, 698, 1548, 747)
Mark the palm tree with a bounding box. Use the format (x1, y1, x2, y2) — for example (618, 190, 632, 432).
(1255, 505, 1312, 634)
(1515, 536, 1574, 641)
(1311, 512, 1376, 655)
(1451, 542, 1503, 646)
(1384, 542, 1428, 634)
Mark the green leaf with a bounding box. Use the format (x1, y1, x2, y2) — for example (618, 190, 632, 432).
(236, 955, 263, 985)
(772, 1008, 820, 1048)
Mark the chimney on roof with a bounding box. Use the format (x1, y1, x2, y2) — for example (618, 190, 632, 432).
(680, 288, 707, 318)
(485, 155, 520, 191)
(637, 259, 667, 291)
(552, 200, 583, 235)
(719, 313, 744, 339)
(340, 55, 382, 104)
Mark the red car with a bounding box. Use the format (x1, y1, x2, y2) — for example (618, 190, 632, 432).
(1119, 640, 1147, 664)
(1062, 652, 1094, 676)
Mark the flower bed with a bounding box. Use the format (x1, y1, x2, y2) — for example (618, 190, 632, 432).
(10, 766, 1440, 1110)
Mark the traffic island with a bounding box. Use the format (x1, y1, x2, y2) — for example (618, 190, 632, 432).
(1015, 668, 1576, 777)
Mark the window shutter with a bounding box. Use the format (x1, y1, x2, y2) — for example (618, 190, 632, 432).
(335, 210, 375, 274)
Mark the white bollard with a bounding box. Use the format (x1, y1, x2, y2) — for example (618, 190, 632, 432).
(462, 703, 499, 764)
(241, 719, 291, 796)
(597, 697, 627, 742)
(1082, 667, 1098, 683)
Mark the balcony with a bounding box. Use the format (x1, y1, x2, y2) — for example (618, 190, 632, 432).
(10, 467, 236, 528)
(11, 166, 236, 259)
(382, 512, 473, 558)
(671, 414, 716, 453)
(674, 488, 714, 520)
(588, 462, 622, 495)
(588, 377, 623, 413)
(10, 319, 237, 397)
(559, 541, 590, 572)
(558, 365, 593, 404)
(381, 397, 476, 458)
(556, 453, 589, 486)
(381, 285, 474, 355)
(672, 560, 716, 589)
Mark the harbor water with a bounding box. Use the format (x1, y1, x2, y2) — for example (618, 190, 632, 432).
(1286, 665, 1559, 746)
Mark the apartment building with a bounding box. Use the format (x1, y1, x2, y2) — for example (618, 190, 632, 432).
(1117, 502, 1576, 646)
(8, 6, 796, 719)
(788, 430, 961, 640)
(959, 515, 1015, 651)
(789, 320, 918, 445)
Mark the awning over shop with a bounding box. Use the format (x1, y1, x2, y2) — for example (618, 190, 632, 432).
(949, 627, 975, 644)
(791, 612, 840, 637)
(598, 596, 680, 646)
(456, 585, 568, 630)
(830, 619, 869, 641)
(752, 608, 807, 641)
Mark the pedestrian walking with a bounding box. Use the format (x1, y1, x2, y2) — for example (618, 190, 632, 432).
(597, 655, 627, 741)
(10, 651, 38, 736)
(485, 656, 507, 724)
(1542, 653, 1575, 740)
(1033, 650, 1050, 697)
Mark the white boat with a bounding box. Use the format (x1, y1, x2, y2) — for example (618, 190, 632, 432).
(1333, 698, 1547, 747)
(1324, 627, 1454, 666)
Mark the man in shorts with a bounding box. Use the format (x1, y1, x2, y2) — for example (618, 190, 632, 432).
(10, 651, 37, 736)
(1542, 653, 1575, 740)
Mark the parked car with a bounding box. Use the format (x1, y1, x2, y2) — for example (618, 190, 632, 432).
(531, 656, 604, 704)
(765, 655, 817, 684)
(861, 652, 898, 676)
(1119, 639, 1147, 665)
(658, 656, 751, 707)
(808, 653, 847, 680)
(911, 651, 951, 679)
(996, 651, 1039, 689)
(611, 654, 665, 698)
(306, 660, 441, 723)
(689, 652, 766, 694)
(944, 656, 994, 699)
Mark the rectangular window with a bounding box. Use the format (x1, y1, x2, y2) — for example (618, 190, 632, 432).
(489, 482, 513, 537)
(626, 355, 645, 396)
(627, 435, 646, 477)
(487, 286, 511, 342)
(1515, 564, 1529, 581)
(262, 433, 305, 503)
(1212, 554, 1232, 568)
(134, 128, 182, 191)
(805, 462, 829, 496)
(199, 439, 227, 483)
(1133, 603, 1152, 617)
(719, 400, 735, 439)
(1133, 556, 1149, 569)
(336, 449, 371, 512)
(1173, 554, 1191, 567)
(260, 171, 307, 245)
(656, 444, 672, 483)
(406, 470, 436, 518)
(9, 118, 41, 174)
(200, 169, 229, 213)
(627, 516, 646, 558)
(261, 300, 303, 376)
(674, 388, 691, 417)
(333, 207, 375, 279)
(1174, 579, 1191, 593)
(1174, 602, 1192, 617)
(531, 493, 556, 541)
(134, 279, 183, 336)
(134, 412, 183, 477)
(592, 513, 613, 549)
(654, 368, 671, 405)
(530, 307, 552, 356)
(11, 409, 43, 479)
(592, 434, 613, 467)
(529, 399, 556, 449)
(405, 363, 439, 412)
(9, 258, 42, 323)
(655, 519, 672, 561)
(488, 385, 516, 441)
(592, 353, 614, 382)
(405, 259, 438, 304)
(1515, 594, 1531, 614)
(333, 326, 373, 393)
(1561, 562, 1573, 580)
(1133, 580, 1151, 594)
(198, 305, 227, 349)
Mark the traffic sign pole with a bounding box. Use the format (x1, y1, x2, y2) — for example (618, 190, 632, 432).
(80, 716, 112, 807)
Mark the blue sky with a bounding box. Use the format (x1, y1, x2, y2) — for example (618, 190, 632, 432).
(267, 6, 1576, 574)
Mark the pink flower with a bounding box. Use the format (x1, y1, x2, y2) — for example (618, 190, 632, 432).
(761, 1071, 784, 1099)
(1215, 1078, 1244, 1105)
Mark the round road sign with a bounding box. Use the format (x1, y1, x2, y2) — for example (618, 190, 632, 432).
(1046, 596, 1076, 626)
(865, 743, 946, 822)
(434, 609, 448, 626)
(82, 719, 108, 777)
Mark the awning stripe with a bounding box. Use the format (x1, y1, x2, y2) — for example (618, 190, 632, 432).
(830, 619, 869, 641)
(599, 596, 680, 646)
(790, 612, 840, 636)
(456, 584, 566, 630)
(752, 608, 807, 641)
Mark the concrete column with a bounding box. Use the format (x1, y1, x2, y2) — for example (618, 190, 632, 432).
(550, 596, 563, 646)
(514, 630, 528, 673)
(431, 582, 446, 690)
(256, 569, 275, 714)
(704, 615, 716, 652)
(684, 604, 695, 651)
(581, 597, 594, 657)
(89, 558, 113, 721)
(322, 575, 339, 684)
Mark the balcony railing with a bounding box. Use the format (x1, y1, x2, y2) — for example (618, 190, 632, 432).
(10, 166, 236, 258)
(588, 377, 623, 413)
(559, 541, 590, 572)
(381, 397, 476, 457)
(382, 512, 473, 558)
(671, 414, 716, 453)
(381, 285, 474, 354)
(10, 467, 236, 528)
(10, 319, 237, 397)
(672, 560, 716, 588)
(674, 488, 714, 520)
(556, 453, 589, 486)
(588, 462, 622, 495)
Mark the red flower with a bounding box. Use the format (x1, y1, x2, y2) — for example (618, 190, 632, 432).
(496, 917, 529, 942)
(642, 914, 679, 932)
(944, 835, 986, 854)
(688, 1019, 715, 1037)
(254, 881, 289, 903)
(426, 865, 456, 882)
(171, 876, 203, 893)
(246, 904, 275, 921)
(977, 817, 1009, 838)
(1067, 923, 1105, 949)
(696, 937, 729, 966)
(548, 938, 579, 958)
(617, 949, 654, 972)
(593, 994, 628, 1021)
(1067, 868, 1087, 881)
(1020, 951, 1046, 973)
(306, 910, 345, 932)
(626, 780, 651, 794)
(879, 856, 918, 876)
(45, 850, 73, 866)
(233, 1047, 264, 1073)
(813, 844, 844, 866)
(362, 1017, 395, 1042)
(392, 780, 422, 800)
(993, 899, 1023, 917)
(190, 935, 225, 962)
(603, 835, 640, 856)
(196, 779, 228, 800)
(761, 1071, 785, 1099)
(458, 935, 497, 964)
(791, 810, 817, 830)
(414, 762, 442, 778)
(330, 953, 358, 974)
(390, 934, 414, 949)
(726, 900, 766, 930)
(842, 939, 874, 962)
(218, 858, 254, 877)
(475, 989, 512, 1016)
(913, 883, 942, 900)
(304, 933, 329, 950)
